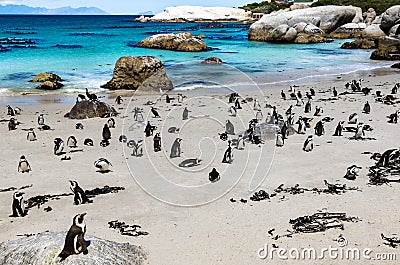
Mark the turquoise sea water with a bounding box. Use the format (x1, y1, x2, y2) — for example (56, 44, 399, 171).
(0, 15, 393, 93)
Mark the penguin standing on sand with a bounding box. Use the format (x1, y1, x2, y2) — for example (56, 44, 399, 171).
(392, 83, 399, 94)
(209, 168, 220, 182)
(253, 99, 261, 111)
(94, 158, 112, 173)
(303, 135, 313, 152)
(170, 138, 182, 158)
(228, 93, 237, 103)
(333, 121, 345, 136)
(310, 88, 316, 97)
(344, 165, 362, 180)
(27, 129, 36, 141)
(115, 96, 123, 104)
(226, 120, 235, 135)
(177, 93, 184, 103)
(297, 118, 306, 134)
(69, 181, 91, 205)
(363, 101, 371, 114)
(256, 110, 263, 121)
(54, 138, 64, 155)
(145, 121, 155, 137)
(7, 105, 14, 116)
(18, 155, 31, 173)
(11, 191, 26, 217)
(67, 136, 78, 148)
(281, 122, 288, 139)
(75, 123, 84, 130)
(107, 118, 115, 128)
(102, 124, 111, 141)
(129, 139, 143, 157)
(151, 107, 160, 118)
(228, 106, 237, 117)
(8, 118, 17, 130)
(235, 98, 242, 109)
(37, 114, 44, 126)
(236, 135, 245, 150)
(355, 123, 365, 140)
(276, 132, 284, 147)
(333, 87, 338, 97)
(314, 121, 324, 136)
(153, 133, 162, 152)
(281, 90, 286, 100)
(305, 100, 311, 113)
(183, 107, 190, 120)
(222, 141, 233, 164)
(166, 95, 171, 103)
(314, 106, 323, 116)
(59, 213, 88, 261)
(84, 138, 93, 146)
(348, 113, 358, 124)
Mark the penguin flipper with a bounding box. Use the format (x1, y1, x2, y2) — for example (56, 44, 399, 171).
(78, 234, 87, 254)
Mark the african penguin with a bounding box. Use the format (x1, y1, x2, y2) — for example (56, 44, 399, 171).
(303, 135, 313, 152)
(27, 129, 37, 141)
(107, 118, 115, 128)
(7, 105, 15, 116)
(355, 123, 365, 140)
(304, 100, 312, 113)
(348, 113, 358, 124)
(209, 168, 220, 183)
(276, 132, 284, 147)
(54, 138, 64, 155)
(115, 95, 123, 104)
(363, 101, 371, 114)
(151, 107, 160, 118)
(333, 121, 345, 136)
(236, 135, 245, 150)
(94, 158, 112, 173)
(83, 138, 93, 146)
(314, 106, 323, 116)
(281, 90, 286, 100)
(333, 87, 338, 97)
(18, 155, 31, 173)
(153, 133, 162, 152)
(234, 98, 242, 109)
(145, 121, 156, 137)
(170, 138, 182, 158)
(228, 106, 237, 117)
(314, 121, 324, 136)
(67, 136, 78, 148)
(58, 213, 88, 261)
(253, 99, 261, 111)
(75, 123, 84, 130)
(255, 110, 263, 121)
(8, 118, 17, 131)
(222, 141, 233, 163)
(297, 118, 306, 134)
(37, 114, 45, 126)
(226, 120, 235, 135)
(102, 124, 111, 141)
(119, 135, 127, 143)
(183, 107, 190, 120)
(177, 93, 184, 103)
(11, 191, 26, 217)
(344, 165, 362, 180)
(69, 181, 91, 205)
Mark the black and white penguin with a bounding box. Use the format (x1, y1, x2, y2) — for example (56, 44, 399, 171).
(151, 107, 160, 118)
(177, 93, 184, 103)
(363, 101, 371, 114)
(115, 95, 123, 104)
(228, 106, 237, 117)
(281, 90, 286, 100)
(54, 138, 64, 155)
(333, 87, 338, 97)
(153, 133, 162, 152)
(281, 122, 288, 139)
(170, 138, 182, 158)
(348, 113, 358, 124)
(222, 141, 233, 163)
(265, 113, 273, 124)
(226, 120, 235, 135)
(392, 83, 399, 94)
(355, 123, 365, 140)
(166, 95, 171, 104)
(297, 90, 302, 99)
(236, 135, 245, 150)
(67, 136, 78, 148)
(69, 181, 91, 205)
(59, 213, 88, 261)
(7, 105, 15, 116)
(83, 138, 93, 146)
(11, 191, 26, 217)
(297, 117, 306, 134)
(256, 110, 263, 121)
(310, 88, 316, 97)
(228, 93, 237, 103)
(314, 106, 323, 116)
(102, 124, 111, 141)
(314, 120, 324, 136)
(119, 135, 127, 143)
(183, 107, 190, 120)
(85, 88, 97, 101)
(75, 123, 84, 130)
(144, 121, 156, 137)
(133, 107, 144, 122)
(37, 114, 45, 126)
(234, 98, 242, 109)
(344, 165, 362, 180)
(14, 107, 22, 115)
(8, 118, 17, 131)
(285, 105, 293, 116)
(304, 100, 311, 113)
(287, 113, 295, 126)
(306, 92, 312, 100)
(303, 135, 313, 152)
(377, 149, 400, 167)
(276, 132, 284, 147)
(333, 121, 345, 136)
(209, 168, 220, 183)
(94, 158, 112, 173)
(18, 155, 31, 173)
(77, 94, 86, 102)
(129, 139, 143, 157)
(26, 129, 36, 141)
(295, 96, 303, 106)
(107, 118, 115, 128)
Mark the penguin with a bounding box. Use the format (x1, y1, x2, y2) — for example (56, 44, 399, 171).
(297, 90, 302, 99)
(94, 158, 112, 173)
(265, 113, 273, 124)
(377, 149, 400, 167)
(310, 88, 316, 97)
(14, 107, 22, 115)
(333, 87, 338, 97)
(363, 101, 371, 114)
(226, 120, 235, 135)
(255, 110, 263, 121)
(102, 124, 111, 141)
(145, 121, 155, 137)
(7, 105, 15, 116)
(129, 139, 143, 157)
(234, 98, 242, 109)
(348, 113, 358, 124)
(8, 118, 17, 130)
(100, 140, 109, 147)
(295, 96, 303, 106)
(75, 123, 84, 130)
(18, 155, 31, 173)
(119, 135, 127, 143)
(83, 138, 93, 146)
(11, 191, 26, 217)
(151, 107, 160, 118)
(289, 89, 296, 99)
(253, 99, 261, 111)
(85, 88, 97, 101)
(27, 129, 36, 141)
(54, 138, 64, 155)
(67, 136, 78, 148)
(133, 107, 144, 122)
(183, 107, 190, 120)
(58, 213, 88, 261)
(281, 90, 286, 100)
(287, 113, 295, 125)
(179, 158, 202, 168)
(306, 92, 312, 100)
(153, 133, 162, 152)
(304, 100, 311, 113)
(115, 95, 123, 104)
(285, 105, 293, 116)
(281, 122, 288, 139)
(37, 114, 44, 126)
(228, 93, 238, 103)
(303, 135, 313, 152)
(236, 135, 245, 150)
(362, 86, 371, 96)
(166, 95, 171, 104)
(228, 106, 237, 117)
(392, 83, 399, 94)
(177, 93, 184, 103)
(355, 123, 365, 140)
(314, 106, 323, 116)
(107, 118, 115, 128)
(209, 168, 220, 183)
(297, 118, 306, 134)
(344, 165, 362, 180)
(333, 121, 345, 136)
(69, 181, 91, 205)
(276, 132, 284, 147)
(314, 120, 324, 136)
(388, 110, 400, 124)
(272, 106, 278, 122)
(77, 94, 86, 102)
(222, 141, 233, 163)
(170, 138, 182, 158)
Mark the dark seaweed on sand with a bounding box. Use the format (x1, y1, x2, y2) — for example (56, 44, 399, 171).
(108, 220, 149, 237)
(0, 184, 32, 193)
(25, 193, 73, 209)
(85, 185, 125, 198)
(381, 234, 400, 248)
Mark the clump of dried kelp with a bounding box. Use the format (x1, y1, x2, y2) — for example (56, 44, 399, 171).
(25, 193, 73, 209)
(368, 149, 400, 185)
(85, 186, 125, 198)
(108, 220, 149, 237)
(0, 184, 32, 193)
(381, 234, 400, 248)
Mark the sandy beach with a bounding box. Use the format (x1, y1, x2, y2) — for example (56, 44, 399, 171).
(0, 68, 400, 264)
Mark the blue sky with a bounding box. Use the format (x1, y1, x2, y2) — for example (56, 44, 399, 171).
(0, 0, 256, 14)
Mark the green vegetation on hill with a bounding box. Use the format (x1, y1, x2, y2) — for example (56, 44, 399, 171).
(239, 1, 292, 14)
(311, 0, 398, 15)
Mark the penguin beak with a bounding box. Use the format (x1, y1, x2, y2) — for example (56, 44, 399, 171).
(80, 213, 87, 217)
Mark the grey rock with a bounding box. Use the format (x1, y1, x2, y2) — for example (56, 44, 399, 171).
(65, 100, 118, 119)
(136, 32, 209, 52)
(380, 5, 400, 34)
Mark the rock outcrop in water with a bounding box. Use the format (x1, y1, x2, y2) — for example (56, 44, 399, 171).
(202, 57, 223, 64)
(137, 32, 209, 52)
(248, 6, 362, 43)
(370, 36, 400, 60)
(65, 100, 118, 119)
(101, 56, 173, 91)
(30, 72, 64, 90)
(149, 6, 251, 22)
(0, 231, 147, 265)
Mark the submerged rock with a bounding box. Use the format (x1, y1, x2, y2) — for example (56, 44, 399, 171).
(202, 57, 223, 64)
(341, 38, 377, 49)
(136, 32, 209, 52)
(30, 72, 64, 90)
(0, 231, 147, 265)
(101, 56, 173, 91)
(65, 100, 118, 119)
(370, 36, 400, 60)
(37, 80, 63, 90)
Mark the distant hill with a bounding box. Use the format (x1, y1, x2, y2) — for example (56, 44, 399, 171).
(0, 4, 109, 15)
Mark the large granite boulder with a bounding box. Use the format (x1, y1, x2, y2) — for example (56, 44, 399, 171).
(380, 5, 400, 35)
(248, 5, 362, 43)
(361, 24, 386, 39)
(137, 32, 209, 52)
(341, 38, 376, 49)
(0, 232, 147, 265)
(329, 23, 366, 39)
(65, 100, 118, 119)
(370, 36, 400, 60)
(36, 80, 63, 90)
(101, 56, 173, 91)
(363, 8, 376, 25)
(30, 72, 64, 90)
